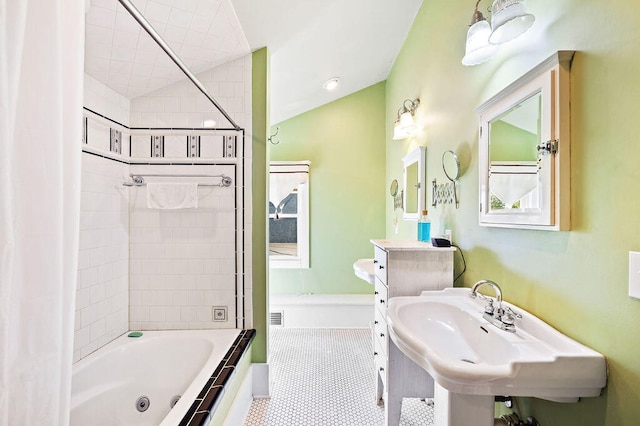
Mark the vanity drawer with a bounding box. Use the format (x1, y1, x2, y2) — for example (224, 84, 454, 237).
(374, 307, 388, 356)
(373, 246, 388, 285)
(374, 278, 388, 312)
(374, 337, 387, 389)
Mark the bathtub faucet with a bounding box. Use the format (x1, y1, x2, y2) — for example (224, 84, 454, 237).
(469, 280, 520, 333)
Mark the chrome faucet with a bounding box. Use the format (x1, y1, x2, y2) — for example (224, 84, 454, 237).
(469, 280, 520, 332)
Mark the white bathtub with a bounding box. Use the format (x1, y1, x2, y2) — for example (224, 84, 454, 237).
(70, 329, 243, 426)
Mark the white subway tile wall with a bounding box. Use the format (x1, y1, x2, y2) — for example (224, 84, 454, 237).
(75, 152, 130, 362)
(75, 51, 253, 361)
(130, 55, 251, 131)
(75, 76, 131, 363)
(84, 74, 131, 157)
(128, 164, 237, 330)
(85, 74, 130, 125)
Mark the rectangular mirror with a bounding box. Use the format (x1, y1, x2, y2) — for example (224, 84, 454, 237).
(488, 91, 542, 213)
(402, 146, 426, 220)
(477, 51, 574, 231)
(269, 161, 310, 268)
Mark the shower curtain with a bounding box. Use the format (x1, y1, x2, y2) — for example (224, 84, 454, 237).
(0, 0, 84, 424)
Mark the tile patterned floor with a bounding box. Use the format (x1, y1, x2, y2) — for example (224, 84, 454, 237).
(244, 328, 434, 426)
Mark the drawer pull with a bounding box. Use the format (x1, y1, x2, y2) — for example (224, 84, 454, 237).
(380, 333, 385, 338)
(374, 351, 378, 356)
(374, 291, 379, 295)
(374, 260, 378, 264)
(374, 320, 378, 324)
(379, 299, 385, 304)
(379, 367, 385, 372)
(378, 265, 385, 269)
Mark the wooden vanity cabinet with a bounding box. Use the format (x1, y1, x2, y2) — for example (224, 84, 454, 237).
(371, 239, 454, 426)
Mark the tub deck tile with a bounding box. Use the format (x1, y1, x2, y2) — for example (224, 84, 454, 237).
(180, 401, 201, 426)
(181, 328, 256, 425)
(196, 377, 216, 399)
(190, 411, 210, 426)
(199, 385, 224, 413)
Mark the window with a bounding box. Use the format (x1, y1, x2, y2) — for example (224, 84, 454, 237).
(269, 161, 310, 268)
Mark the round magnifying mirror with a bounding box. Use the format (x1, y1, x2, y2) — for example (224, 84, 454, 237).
(390, 179, 399, 196)
(442, 150, 460, 182)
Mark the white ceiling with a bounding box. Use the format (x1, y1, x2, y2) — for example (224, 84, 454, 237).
(85, 0, 423, 125)
(230, 0, 423, 124)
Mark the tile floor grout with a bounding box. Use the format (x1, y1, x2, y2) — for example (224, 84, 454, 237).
(244, 328, 434, 426)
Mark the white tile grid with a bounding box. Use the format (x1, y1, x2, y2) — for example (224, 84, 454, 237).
(128, 164, 238, 330)
(74, 153, 130, 362)
(244, 329, 434, 426)
(86, 119, 111, 152)
(131, 134, 151, 158)
(78, 58, 251, 358)
(241, 52, 252, 324)
(164, 134, 188, 157)
(85, 0, 250, 99)
(84, 74, 131, 157)
(129, 54, 251, 131)
(85, 115, 131, 157)
(200, 134, 225, 158)
(84, 74, 131, 126)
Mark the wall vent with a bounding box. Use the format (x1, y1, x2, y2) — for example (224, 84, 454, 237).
(270, 311, 284, 327)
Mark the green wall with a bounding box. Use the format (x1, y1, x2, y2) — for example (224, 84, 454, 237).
(269, 82, 387, 295)
(386, 0, 640, 424)
(251, 47, 268, 363)
(490, 120, 538, 162)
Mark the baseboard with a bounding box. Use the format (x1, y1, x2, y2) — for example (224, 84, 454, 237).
(270, 294, 373, 328)
(252, 363, 270, 398)
(222, 363, 270, 426)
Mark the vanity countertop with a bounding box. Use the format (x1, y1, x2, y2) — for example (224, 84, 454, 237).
(371, 239, 456, 251)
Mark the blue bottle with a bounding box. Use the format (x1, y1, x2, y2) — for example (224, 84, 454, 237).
(418, 210, 431, 242)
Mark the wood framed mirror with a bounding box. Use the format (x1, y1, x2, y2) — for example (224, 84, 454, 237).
(476, 51, 574, 231)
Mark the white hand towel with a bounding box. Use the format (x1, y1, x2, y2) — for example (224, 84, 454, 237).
(146, 183, 198, 209)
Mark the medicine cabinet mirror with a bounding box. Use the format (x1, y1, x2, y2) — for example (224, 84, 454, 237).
(402, 146, 426, 220)
(476, 51, 574, 231)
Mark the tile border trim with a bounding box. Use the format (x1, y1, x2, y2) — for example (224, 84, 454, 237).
(179, 329, 256, 426)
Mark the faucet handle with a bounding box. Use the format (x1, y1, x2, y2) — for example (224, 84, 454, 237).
(500, 306, 522, 328)
(483, 299, 495, 315)
(503, 306, 522, 319)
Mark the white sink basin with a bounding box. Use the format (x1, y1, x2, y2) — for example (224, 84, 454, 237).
(386, 288, 607, 402)
(353, 258, 375, 285)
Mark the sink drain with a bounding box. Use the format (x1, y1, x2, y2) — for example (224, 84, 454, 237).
(170, 395, 181, 409)
(135, 396, 150, 412)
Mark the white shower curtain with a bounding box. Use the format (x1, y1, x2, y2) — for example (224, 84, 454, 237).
(0, 1, 84, 425)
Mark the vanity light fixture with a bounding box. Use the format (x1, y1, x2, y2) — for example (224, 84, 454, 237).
(323, 77, 340, 91)
(392, 98, 420, 140)
(488, 0, 535, 45)
(462, 0, 498, 66)
(462, 0, 535, 67)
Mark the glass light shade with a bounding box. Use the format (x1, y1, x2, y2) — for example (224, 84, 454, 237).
(489, 0, 535, 45)
(393, 120, 409, 140)
(399, 111, 416, 134)
(462, 20, 499, 66)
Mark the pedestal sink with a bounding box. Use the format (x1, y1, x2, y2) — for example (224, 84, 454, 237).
(352, 258, 375, 285)
(386, 288, 607, 426)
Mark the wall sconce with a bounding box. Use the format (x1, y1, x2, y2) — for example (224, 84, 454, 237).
(393, 98, 420, 140)
(462, 0, 535, 67)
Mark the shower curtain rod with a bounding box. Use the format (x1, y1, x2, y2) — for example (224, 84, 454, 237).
(122, 173, 233, 187)
(117, 0, 241, 131)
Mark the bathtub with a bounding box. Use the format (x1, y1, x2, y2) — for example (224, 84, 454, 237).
(70, 329, 254, 426)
